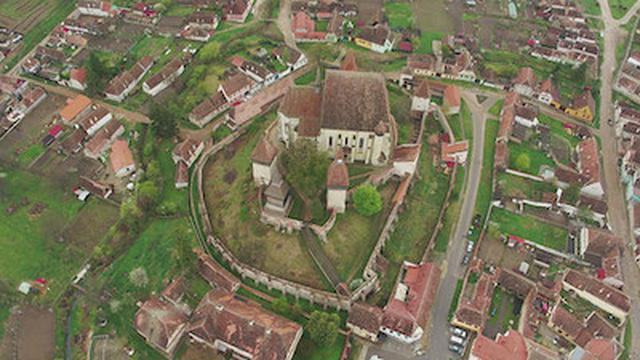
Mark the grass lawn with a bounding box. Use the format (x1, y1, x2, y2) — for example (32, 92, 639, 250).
(388, 85, 416, 144)
(96, 218, 193, 360)
(203, 112, 327, 289)
(577, 0, 601, 15)
(508, 142, 556, 175)
(295, 68, 317, 85)
(2, 0, 76, 72)
(490, 207, 568, 251)
(369, 118, 450, 306)
(433, 167, 466, 253)
(488, 99, 504, 117)
(621, 321, 632, 360)
(461, 101, 473, 142)
(469, 119, 498, 241)
(384, 2, 414, 29)
(538, 113, 581, 147)
(486, 287, 521, 335)
(609, 0, 635, 19)
(156, 140, 190, 215)
(415, 31, 443, 55)
(164, 4, 196, 16)
(448, 279, 464, 321)
(293, 333, 345, 360)
(16, 143, 45, 168)
(0, 167, 91, 299)
(497, 172, 557, 201)
(323, 183, 397, 283)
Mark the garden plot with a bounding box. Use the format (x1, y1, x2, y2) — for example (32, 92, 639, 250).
(489, 207, 569, 252)
(484, 286, 523, 339)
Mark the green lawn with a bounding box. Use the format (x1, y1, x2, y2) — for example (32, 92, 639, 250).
(16, 143, 45, 168)
(609, 0, 636, 19)
(156, 140, 190, 215)
(388, 85, 415, 144)
(384, 2, 414, 29)
(577, 0, 601, 15)
(490, 207, 569, 251)
(497, 172, 557, 201)
(295, 68, 317, 85)
(323, 184, 396, 282)
(486, 286, 521, 335)
(508, 142, 556, 175)
(461, 101, 473, 143)
(538, 113, 581, 147)
(488, 99, 504, 117)
(448, 279, 464, 321)
(621, 321, 632, 360)
(2, 0, 77, 72)
(469, 120, 498, 241)
(370, 118, 450, 306)
(415, 31, 443, 55)
(0, 167, 87, 298)
(433, 166, 466, 253)
(293, 333, 345, 360)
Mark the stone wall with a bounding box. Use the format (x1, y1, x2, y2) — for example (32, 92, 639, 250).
(309, 210, 337, 242)
(260, 211, 305, 233)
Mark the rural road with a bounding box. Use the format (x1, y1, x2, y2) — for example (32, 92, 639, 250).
(421, 92, 497, 359)
(595, 0, 640, 358)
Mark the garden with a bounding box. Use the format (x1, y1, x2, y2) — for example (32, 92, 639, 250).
(484, 286, 522, 339)
(508, 141, 556, 176)
(489, 207, 569, 252)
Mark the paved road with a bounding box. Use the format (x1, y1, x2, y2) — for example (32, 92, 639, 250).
(595, 1, 640, 358)
(421, 93, 498, 359)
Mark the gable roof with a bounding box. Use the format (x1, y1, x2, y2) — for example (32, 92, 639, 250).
(195, 249, 240, 293)
(357, 25, 390, 46)
(348, 302, 383, 334)
(144, 57, 183, 90)
(188, 289, 302, 360)
(59, 95, 92, 122)
(443, 85, 460, 107)
(251, 136, 278, 165)
(220, 72, 254, 98)
(134, 297, 188, 355)
(340, 52, 358, 71)
(563, 270, 630, 313)
(77, 106, 110, 132)
(513, 67, 537, 88)
(327, 156, 349, 189)
(413, 80, 431, 99)
(578, 137, 600, 184)
(110, 139, 134, 173)
(173, 138, 202, 164)
(471, 330, 528, 360)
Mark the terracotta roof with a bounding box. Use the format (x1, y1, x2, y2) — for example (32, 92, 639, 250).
(348, 302, 383, 334)
(162, 277, 185, 304)
(513, 67, 537, 88)
(392, 176, 411, 205)
(70, 68, 87, 84)
(105, 56, 154, 97)
(144, 57, 183, 90)
(413, 80, 431, 99)
(581, 338, 620, 360)
(497, 268, 535, 299)
(494, 141, 509, 169)
(550, 305, 584, 340)
(251, 136, 278, 165)
(292, 11, 314, 33)
(321, 70, 390, 132)
(443, 85, 460, 108)
(60, 128, 87, 153)
(572, 91, 595, 113)
(188, 289, 302, 360)
(59, 95, 92, 122)
(471, 330, 528, 360)
(273, 46, 303, 66)
(441, 140, 468, 162)
(515, 103, 538, 120)
(357, 25, 390, 46)
(84, 118, 123, 156)
(195, 249, 240, 293)
(340, 52, 358, 71)
(382, 262, 441, 337)
(279, 86, 322, 137)
(79, 176, 113, 198)
(555, 167, 586, 185)
(109, 139, 134, 173)
(220, 72, 254, 99)
(392, 144, 420, 162)
(563, 270, 630, 313)
(77, 106, 110, 132)
(134, 297, 188, 355)
(327, 156, 349, 189)
(175, 161, 189, 186)
(578, 137, 600, 184)
(407, 54, 437, 71)
(190, 91, 228, 120)
(173, 138, 202, 165)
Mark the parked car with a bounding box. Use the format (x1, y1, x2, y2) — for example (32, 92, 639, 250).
(466, 240, 474, 253)
(449, 343, 464, 355)
(450, 335, 465, 345)
(451, 326, 468, 338)
(462, 253, 470, 265)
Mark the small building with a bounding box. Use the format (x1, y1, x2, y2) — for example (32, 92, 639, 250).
(188, 289, 303, 360)
(326, 152, 349, 213)
(59, 95, 92, 124)
(512, 67, 537, 97)
(251, 135, 278, 187)
(218, 72, 255, 103)
(189, 91, 228, 127)
(175, 161, 189, 189)
(143, 58, 185, 96)
(76, 106, 112, 136)
(381, 261, 441, 344)
(340, 51, 358, 71)
(83, 118, 124, 159)
(110, 139, 135, 177)
(79, 176, 113, 199)
(514, 103, 539, 128)
(134, 296, 188, 358)
(537, 78, 560, 105)
(195, 248, 240, 293)
(355, 25, 393, 54)
(347, 302, 383, 342)
(77, 0, 112, 17)
(273, 45, 308, 72)
(68, 68, 87, 91)
(263, 171, 293, 216)
(441, 140, 469, 165)
(577, 137, 603, 198)
(443, 85, 461, 115)
(105, 56, 154, 102)
(566, 91, 595, 123)
(562, 269, 630, 322)
(411, 80, 431, 115)
(223, 0, 253, 23)
(469, 330, 528, 360)
(172, 138, 204, 168)
(392, 144, 421, 176)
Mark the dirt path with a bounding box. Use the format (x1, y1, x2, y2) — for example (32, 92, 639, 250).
(276, 0, 297, 49)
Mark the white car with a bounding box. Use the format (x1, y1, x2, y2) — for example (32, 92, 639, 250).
(450, 335, 465, 345)
(451, 326, 468, 338)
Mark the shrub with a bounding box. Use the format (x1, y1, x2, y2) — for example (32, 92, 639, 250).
(353, 184, 383, 216)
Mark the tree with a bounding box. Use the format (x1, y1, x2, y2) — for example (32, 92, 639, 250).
(197, 42, 221, 63)
(306, 311, 340, 347)
(129, 267, 149, 287)
(515, 154, 531, 171)
(146, 159, 162, 185)
(352, 184, 383, 216)
(280, 140, 331, 199)
(150, 103, 178, 139)
(137, 180, 161, 211)
(120, 199, 143, 233)
(85, 51, 112, 97)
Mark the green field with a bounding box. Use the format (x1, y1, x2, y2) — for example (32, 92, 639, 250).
(469, 120, 498, 241)
(538, 113, 581, 147)
(293, 333, 345, 360)
(295, 68, 317, 85)
(415, 31, 443, 55)
(488, 99, 504, 117)
(384, 2, 414, 29)
(508, 142, 556, 175)
(370, 119, 450, 305)
(609, 0, 636, 19)
(497, 172, 557, 201)
(2, 0, 77, 72)
(433, 167, 466, 253)
(490, 207, 569, 251)
(388, 85, 415, 144)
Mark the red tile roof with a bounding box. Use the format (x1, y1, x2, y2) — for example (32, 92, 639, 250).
(279, 86, 322, 137)
(251, 136, 278, 165)
(443, 85, 460, 108)
(134, 296, 188, 355)
(471, 330, 528, 360)
(195, 249, 240, 293)
(563, 270, 630, 313)
(513, 67, 537, 88)
(327, 156, 349, 189)
(348, 302, 383, 334)
(382, 262, 441, 337)
(392, 144, 421, 162)
(578, 137, 600, 184)
(110, 139, 134, 173)
(340, 52, 358, 71)
(59, 95, 92, 122)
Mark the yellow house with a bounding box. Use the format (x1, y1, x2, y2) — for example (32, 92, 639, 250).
(354, 25, 393, 54)
(565, 91, 595, 123)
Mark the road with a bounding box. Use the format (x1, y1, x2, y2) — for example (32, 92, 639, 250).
(595, 0, 640, 358)
(276, 0, 297, 49)
(420, 93, 497, 359)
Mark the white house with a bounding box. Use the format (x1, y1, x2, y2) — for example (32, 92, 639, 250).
(76, 106, 113, 137)
(78, 0, 112, 17)
(110, 139, 136, 177)
(105, 56, 154, 102)
(273, 46, 308, 72)
(278, 70, 394, 166)
(514, 103, 539, 128)
(562, 270, 630, 322)
(392, 144, 421, 176)
(143, 58, 185, 96)
(172, 138, 204, 168)
(355, 25, 393, 54)
(411, 80, 431, 114)
(326, 152, 349, 213)
(512, 67, 537, 97)
(251, 136, 278, 187)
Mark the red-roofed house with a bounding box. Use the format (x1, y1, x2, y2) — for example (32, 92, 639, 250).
(172, 138, 204, 168)
(69, 68, 87, 91)
(563, 269, 630, 321)
(441, 140, 469, 165)
(347, 302, 383, 342)
(381, 261, 441, 343)
(470, 330, 528, 360)
(443, 85, 461, 115)
(251, 135, 278, 187)
(223, 0, 253, 23)
(577, 137, 604, 198)
(392, 143, 421, 176)
(326, 150, 349, 213)
(110, 139, 136, 177)
(134, 296, 189, 357)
